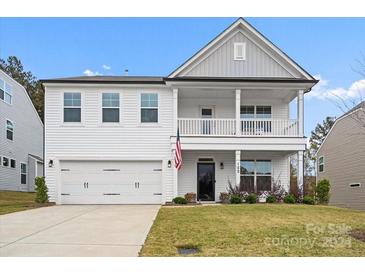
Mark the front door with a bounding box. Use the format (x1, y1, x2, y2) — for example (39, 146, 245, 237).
(197, 163, 215, 201)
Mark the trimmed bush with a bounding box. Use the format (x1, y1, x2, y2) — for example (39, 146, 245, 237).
(315, 179, 330, 204)
(245, 194, 257, 204)
(266, 195, 277, 203)
(230, 195, 242, 204)
(283, 194, 296, 204)
(173, 197, 187, 204)
(184, 192, 197, 203)
(219, 192, 230, 204)
(303, 195, 315, 205)
(35, 177, 49, 203)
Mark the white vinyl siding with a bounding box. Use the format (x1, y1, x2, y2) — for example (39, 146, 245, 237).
(44, 86, 173, 203)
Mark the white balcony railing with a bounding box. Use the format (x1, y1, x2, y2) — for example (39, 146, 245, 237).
(178, 118, 299, 137)
(240, 119, 298, 136)
(178, 118, 236, 136)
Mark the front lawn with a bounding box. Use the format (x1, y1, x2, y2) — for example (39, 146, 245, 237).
(140, 204, 365, 256)
(0, 191, 53, 215)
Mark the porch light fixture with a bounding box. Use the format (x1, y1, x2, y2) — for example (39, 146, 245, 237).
(167, 160, 172, 168)
(48, 159, 54, 168)
(220, 162, 224, 169)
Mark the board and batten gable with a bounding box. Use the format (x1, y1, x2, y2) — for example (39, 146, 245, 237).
(0, 70, 43, 191)
(44, 84, 174, 202)
(317, 110, 365, 210)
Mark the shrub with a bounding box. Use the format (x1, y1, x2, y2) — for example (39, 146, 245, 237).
(245, 194, 257, 204)
(230, 195, 242, 204)
(303, 195, 315, 205)
(35, 177, 49, 203)
(184, 192, 197, 203)
(315, 179, 330, 204)
(219, 192, 230, 204)
(226, 180, 247, 199)
(173, 197, 187, 204)
(283, 194, 296, 204)
(271, 178, 287, 202)
(266, 195, 277, 203)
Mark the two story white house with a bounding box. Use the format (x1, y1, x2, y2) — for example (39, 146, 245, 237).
(42, 18, 318, 204)
(0, 69, 44, 192)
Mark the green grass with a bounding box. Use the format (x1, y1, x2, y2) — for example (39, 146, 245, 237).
(140, 204, 365, 256)
(0, 191, 53, 215)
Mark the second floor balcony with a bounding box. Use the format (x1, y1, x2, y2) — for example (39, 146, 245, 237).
(178, 118, 299, 137)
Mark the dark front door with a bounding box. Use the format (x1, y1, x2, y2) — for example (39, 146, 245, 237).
(197, 163, 215, 201)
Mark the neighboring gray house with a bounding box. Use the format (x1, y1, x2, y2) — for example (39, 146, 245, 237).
(317, 102, 365, 210)
(42, 18, 318, 205)
(0, 69, 44, 192)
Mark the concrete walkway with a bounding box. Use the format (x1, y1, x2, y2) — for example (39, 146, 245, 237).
(0, 205, 160, 257)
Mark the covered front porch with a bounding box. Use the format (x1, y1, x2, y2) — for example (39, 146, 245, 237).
(175, 150, 300, 202)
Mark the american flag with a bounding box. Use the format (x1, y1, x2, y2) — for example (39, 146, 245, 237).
(175, 128, 182, 170)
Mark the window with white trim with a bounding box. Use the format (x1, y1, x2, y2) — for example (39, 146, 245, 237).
(6, 120, 14, 140)
(318, 156, 324, 172)
(240, 105, 272, 119)
(0, 78, 12, 104)
(10, 159, 16, 168)
(234, 42, 246, 61)
(141, 93, 158, 123)
(21, 163, 27, 184)
(64, 92, 81, 122)
(240, 160, 272, 192)
(102, 93, 120, 123)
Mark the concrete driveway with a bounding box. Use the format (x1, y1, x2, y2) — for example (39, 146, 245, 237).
(0, 205, 160, 257)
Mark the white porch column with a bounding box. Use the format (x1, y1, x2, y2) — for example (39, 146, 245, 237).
(235, 89, 241, 136)
(297, 150, 304, 191)
(173, 88, 179, 134)
(172, 88, 179, 198)
(297, 90, 304, 137)
(235, 150, 241, 186)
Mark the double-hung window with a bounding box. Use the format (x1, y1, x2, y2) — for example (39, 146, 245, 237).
(6, 120, 14, 140)
(318, 156, 324, 172)
(21, 163, 27, 184)
(0, 78, 12, 104)
(240, 160, 272, 192)
(64, 92, 81, 122)
(241, 106, 272, 134)
(102, 93, 120, 123)
(141, 93, 158, 123)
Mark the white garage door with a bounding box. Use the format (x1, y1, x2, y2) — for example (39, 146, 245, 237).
(60, 161, 162, 204)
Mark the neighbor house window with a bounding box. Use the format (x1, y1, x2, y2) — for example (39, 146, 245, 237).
(141, 93, 158, 123)
(234, 42, 246, 60)
(102, 93, 120, 123)
(10, 159, 16, 168)
(3, 157, 9, 167)
(0, 79, 12, 104)
(318, 156, 324, 172)
(21, 163, 27, 184)
(6, 120, 14, 140)
(64, 92, 81, 122)
(240, 160, 272, 192)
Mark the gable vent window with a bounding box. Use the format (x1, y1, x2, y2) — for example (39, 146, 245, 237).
(234, 42, 246, 61)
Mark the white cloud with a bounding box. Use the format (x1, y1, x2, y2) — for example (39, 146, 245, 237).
(308, 74, 365, 100)
(102, 64, 111, 70)
(83, 69, 102, 76)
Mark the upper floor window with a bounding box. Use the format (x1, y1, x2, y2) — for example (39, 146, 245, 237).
(6, 120, 14, 140)
(141, 93, 158, 123)
(318, 156, 324, 172)
(240, 105, 271, 119)
(102, 93, 120, 123)
(64, 92, 81, 122)
(234, 42, 246, 61)
(0, 78, 12, 104)
(2, 157, 9, 167)
(10, 159, 16, 168)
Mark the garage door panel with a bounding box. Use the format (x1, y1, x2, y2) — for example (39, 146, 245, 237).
(60, 161, 162, 204)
